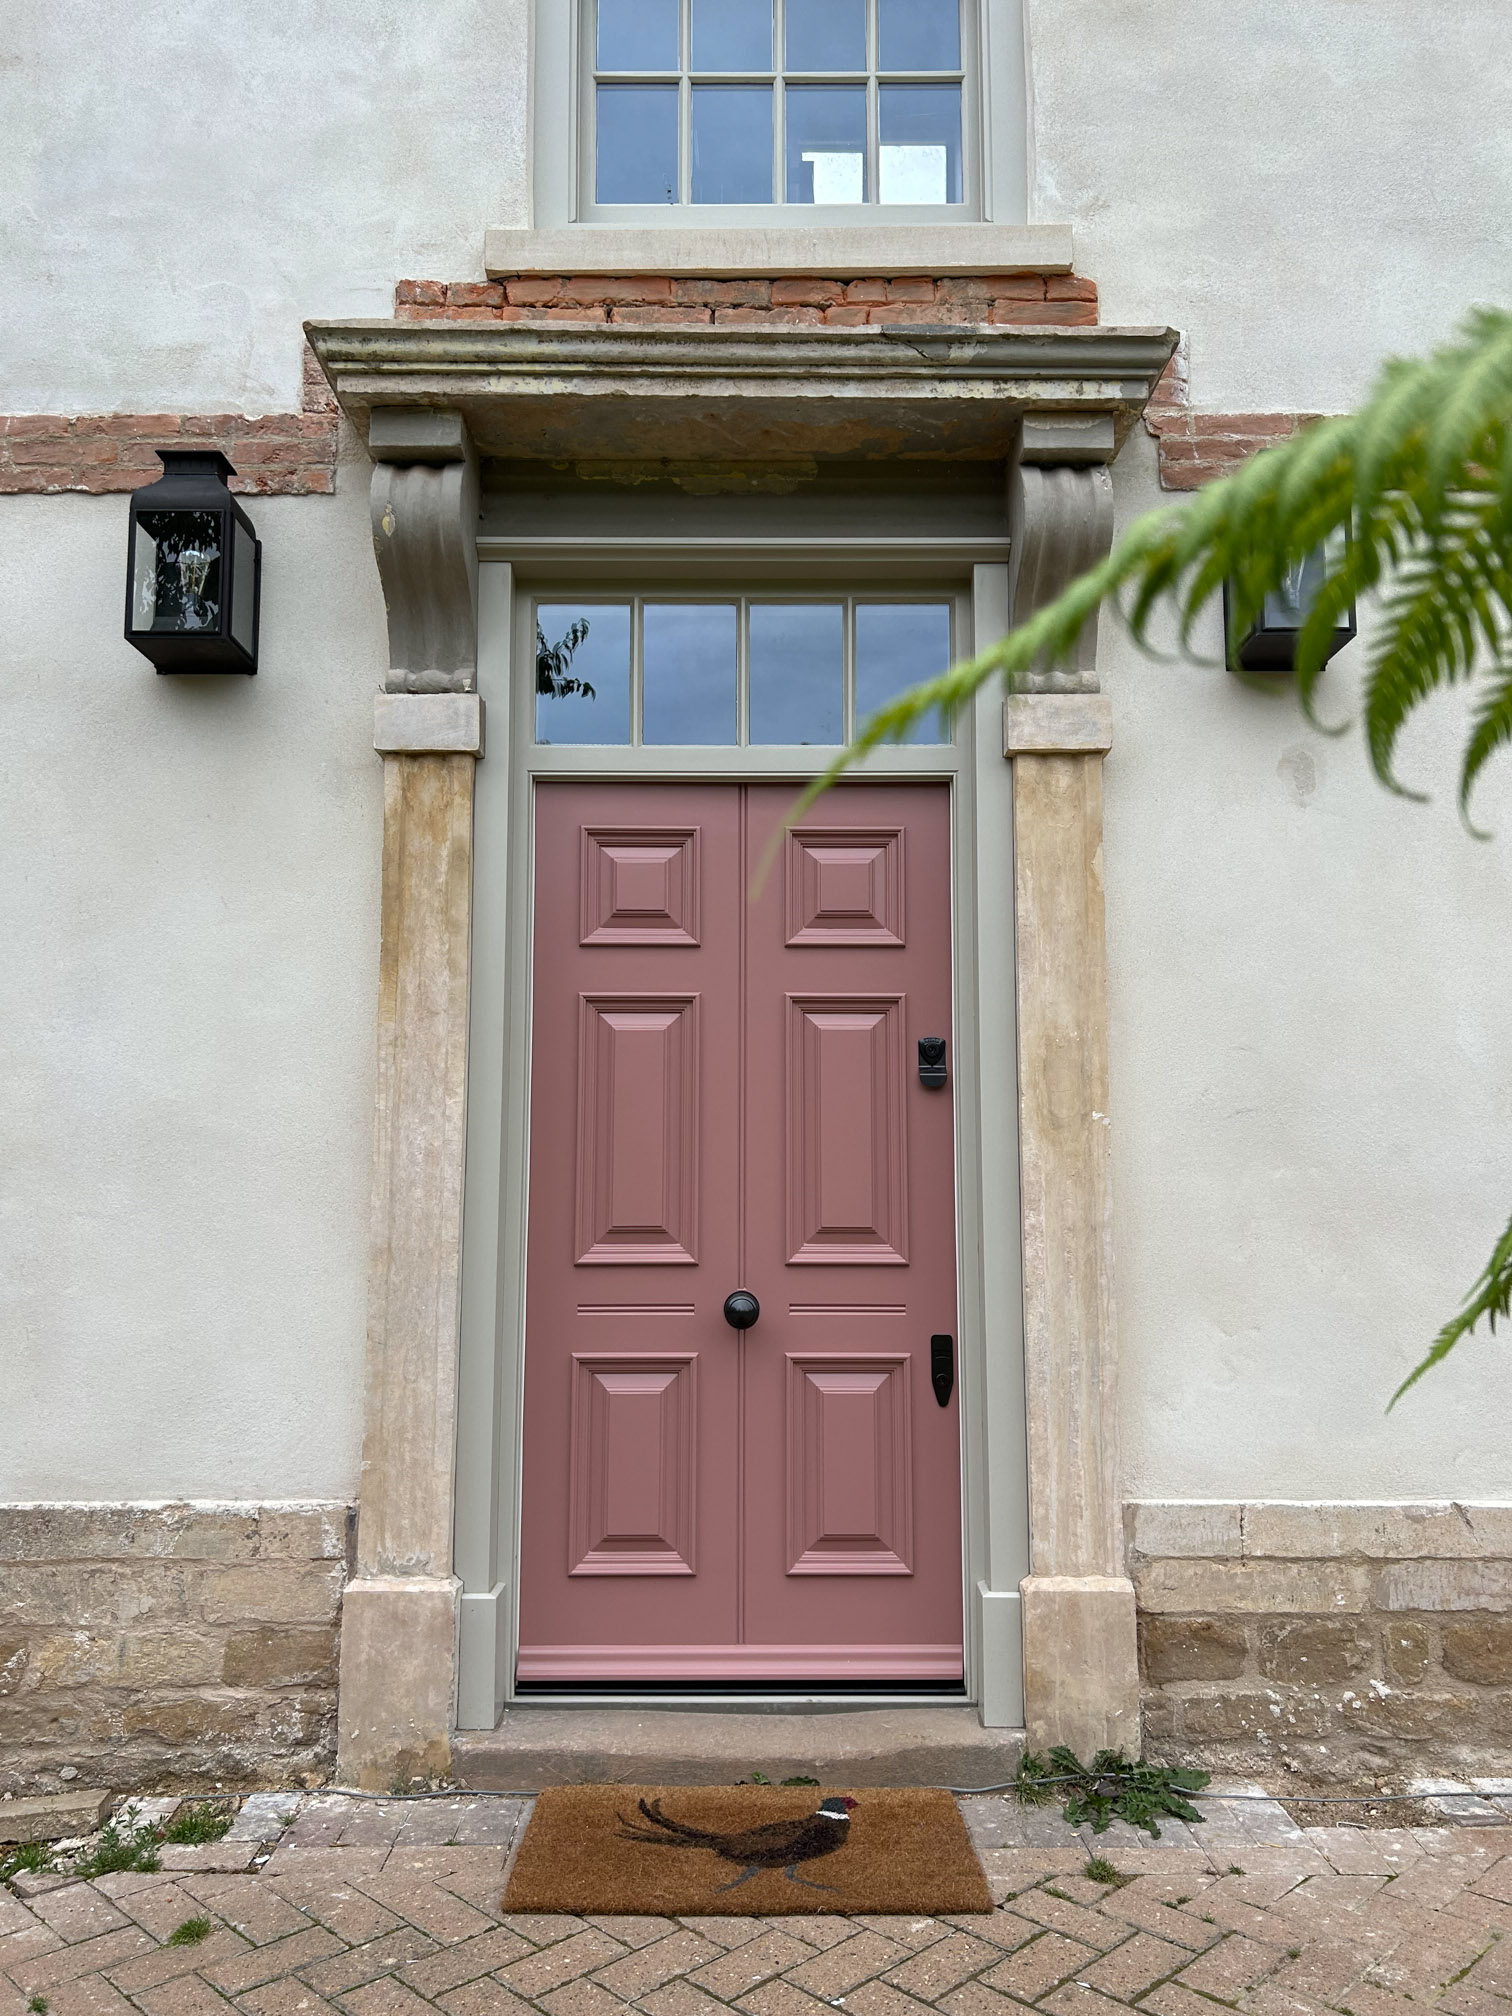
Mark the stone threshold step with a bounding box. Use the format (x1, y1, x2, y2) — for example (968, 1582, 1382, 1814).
(453, 1706, 1024, 1791)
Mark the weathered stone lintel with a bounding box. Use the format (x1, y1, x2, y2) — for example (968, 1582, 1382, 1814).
(374, 692, 485, 758)
(1004, 692, 1114, 756)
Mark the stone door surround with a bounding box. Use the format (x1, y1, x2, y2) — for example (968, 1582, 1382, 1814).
(306, 316, 1178, 1787)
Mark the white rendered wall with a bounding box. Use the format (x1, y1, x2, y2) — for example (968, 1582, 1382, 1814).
(1103, 435, 1512, 1501)
(0, 447, 385, 1500)
(2, 0, 529, 415)
(1028, 0, 1512, 413)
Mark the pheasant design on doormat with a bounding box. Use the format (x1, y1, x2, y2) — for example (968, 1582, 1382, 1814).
(616, 1794, 859, 1892)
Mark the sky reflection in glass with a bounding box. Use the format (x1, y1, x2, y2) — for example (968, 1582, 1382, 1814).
(597, 0, 679, 70)
(785, 0, 866, 71)
(855, 603, 952, 744)
(535, 603, 632, 745)
(691, 0, 773, 70)
(643, 604, 739, 744)
(879, 0, 960, 70)
(749, 604, 845, 744)
(596, 85, 679, 202)
(692, 86, 774, 202)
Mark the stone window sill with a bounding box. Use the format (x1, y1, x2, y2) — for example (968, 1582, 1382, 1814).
(483, 222, 1072, 280)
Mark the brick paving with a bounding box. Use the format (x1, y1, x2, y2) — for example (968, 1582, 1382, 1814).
(5, 1796, 1512, 2016)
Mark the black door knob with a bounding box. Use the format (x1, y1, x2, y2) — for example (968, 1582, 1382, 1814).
(723, 1291, 760, 1330)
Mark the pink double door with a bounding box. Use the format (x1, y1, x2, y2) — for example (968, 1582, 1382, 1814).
(517, 782, 963, 1683)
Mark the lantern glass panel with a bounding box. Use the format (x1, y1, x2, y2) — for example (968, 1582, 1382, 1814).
(1262, 546, 1328, 630)
(132, 509, 223, 635)
(231, 518, 257, 655)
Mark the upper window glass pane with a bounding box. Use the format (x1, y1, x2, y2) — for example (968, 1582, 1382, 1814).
(749, 603, 845, 744)
(878, 0, 961, 69)
(598, 0, 678, 70)
(855, 602, 952, 744)
(643, 604, 740, 745)
(596, 85, 679, 203)
(693, 86, 775, 203)
(692, 0, 774, 71)
(879, 84, 962, 204)
(786, 86, 867, 202)
(590, 0, 966, 209)
(785, 0, 867, 71)
(536, 603, 632, 745)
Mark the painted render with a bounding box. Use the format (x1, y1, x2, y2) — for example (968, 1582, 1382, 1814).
(3, 0, 1512, 1785)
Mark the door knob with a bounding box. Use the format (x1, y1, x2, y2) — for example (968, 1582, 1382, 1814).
(723, 1291, 760, 1330)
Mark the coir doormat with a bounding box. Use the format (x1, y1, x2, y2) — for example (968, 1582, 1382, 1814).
(502, 1784, 992, 1916)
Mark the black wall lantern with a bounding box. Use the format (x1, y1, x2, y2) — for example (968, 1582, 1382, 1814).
(1224, 543, 1356, 674)
(125, 450, 261, 674)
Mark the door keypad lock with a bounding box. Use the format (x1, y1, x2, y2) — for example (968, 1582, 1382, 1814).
(931, 1334, 955, 1407)
(918, 1037, 948, 1089)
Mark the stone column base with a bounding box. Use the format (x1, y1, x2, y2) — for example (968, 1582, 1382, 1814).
(1021, 1573, 1141, 1756)
(337, 1575, 460, 1788)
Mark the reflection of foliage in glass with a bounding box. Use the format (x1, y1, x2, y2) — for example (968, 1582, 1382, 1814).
(537, 619, 597, 700)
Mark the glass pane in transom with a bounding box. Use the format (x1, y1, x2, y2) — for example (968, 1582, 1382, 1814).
(855, 602, 952, 744)
(749, 603, 844, 744)
(643, 603, 739, 745)
(536, 603, 632, 744)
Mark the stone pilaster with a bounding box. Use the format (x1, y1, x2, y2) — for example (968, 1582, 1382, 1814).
(1006, 446, 1141, 1758)
(337, 411, 482, 1788)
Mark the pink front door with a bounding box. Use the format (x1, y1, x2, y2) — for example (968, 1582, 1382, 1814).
(517, 782, 962, 1683)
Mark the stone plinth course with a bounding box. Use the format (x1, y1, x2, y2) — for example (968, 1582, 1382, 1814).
(4, 1789, 1512, 2016)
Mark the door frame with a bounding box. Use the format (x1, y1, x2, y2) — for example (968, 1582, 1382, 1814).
(454, 545, 1028, 1724)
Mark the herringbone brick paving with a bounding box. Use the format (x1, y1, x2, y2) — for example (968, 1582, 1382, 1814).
(6, 1798, 1512, 2016)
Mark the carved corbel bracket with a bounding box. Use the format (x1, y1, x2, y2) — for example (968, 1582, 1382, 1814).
(369, 409, 480, 695)
(1009, 416, 1117, 694)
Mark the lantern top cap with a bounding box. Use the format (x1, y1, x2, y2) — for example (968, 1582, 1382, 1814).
(151, 448, 237, 483)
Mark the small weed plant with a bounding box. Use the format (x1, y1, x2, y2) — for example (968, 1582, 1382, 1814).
(162, 1802, 233, 1846)
(1015, 1747, 1209, 1839)
(1085, 1856, 1131, 1887)
(167, 1917, 213, 1948)
(29, 1997, 49, 2014)
(73, 1805, 163, 1878)
(0, 1842, 53, 1886)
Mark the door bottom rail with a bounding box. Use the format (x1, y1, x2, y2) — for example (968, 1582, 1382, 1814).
(515, 1643, 965, 1683)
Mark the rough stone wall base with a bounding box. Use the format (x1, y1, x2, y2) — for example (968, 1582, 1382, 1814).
(1129, 1501, 1512, 1782)
(0, 1502, 354, 1794)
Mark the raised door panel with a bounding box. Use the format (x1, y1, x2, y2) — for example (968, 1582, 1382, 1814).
(581, 827, 700, 946)
(786, 995, 907, 1265)
(569, 1355, 697, 1575)
(786, 1354, 913, 1575)
(575, 995, 699, 1265)
(786, 827, 905, 946)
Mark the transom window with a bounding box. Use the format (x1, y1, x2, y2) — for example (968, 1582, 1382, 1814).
(535, 595, 954, 746)
(592, 0, 966, 208)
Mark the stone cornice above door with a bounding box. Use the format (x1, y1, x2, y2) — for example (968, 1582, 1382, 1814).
(304, 320, 1179, 467)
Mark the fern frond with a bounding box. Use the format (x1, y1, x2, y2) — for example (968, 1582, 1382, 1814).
(1390, 1206, 1512, 1408)
(1460, 660, 1512, 824)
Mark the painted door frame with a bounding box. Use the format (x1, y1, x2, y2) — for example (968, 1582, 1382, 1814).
(453, 550, 1028, 1726)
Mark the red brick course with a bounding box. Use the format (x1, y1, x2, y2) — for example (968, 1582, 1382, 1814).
(1142, 344, 1320, 491)
(0, 347, 339, 498)
(395, 271, 1100, 330)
